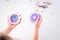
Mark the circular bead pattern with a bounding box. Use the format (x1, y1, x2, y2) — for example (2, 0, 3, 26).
(30, 13, 39, 23)
(10, 14, 18, 23)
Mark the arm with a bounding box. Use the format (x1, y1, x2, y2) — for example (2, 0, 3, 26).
(34, 14, 42, 40)
(34, 28, 39, 40)
(2, 16, 22, 35)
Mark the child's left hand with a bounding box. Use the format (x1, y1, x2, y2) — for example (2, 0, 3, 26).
(2, 16, 22, 35)
(8, 16, 22, 29)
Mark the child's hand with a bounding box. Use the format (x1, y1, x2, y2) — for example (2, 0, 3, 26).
(8, 16, 22, 29)
(33, 14, 42, 40)
(2, 16, 22, 35)
(35, 14, 42, 29)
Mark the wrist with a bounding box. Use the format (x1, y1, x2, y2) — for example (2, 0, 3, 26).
(35, 27, 39, 30)
(8, 24, 16, 30)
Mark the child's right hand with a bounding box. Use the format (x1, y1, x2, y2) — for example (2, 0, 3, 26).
(35, 14, 42, 29)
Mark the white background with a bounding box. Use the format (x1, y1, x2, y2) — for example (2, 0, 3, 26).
(0, 0, 60, 40)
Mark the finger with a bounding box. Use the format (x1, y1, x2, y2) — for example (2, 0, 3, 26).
(7, 16, 9, 23)
(8, 15, 15, 26)
(7, 15, 12, 25)
(38, 14, 42, 21)
(16, 18, 22, 25)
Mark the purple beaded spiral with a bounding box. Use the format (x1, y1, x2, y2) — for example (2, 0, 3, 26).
(10, 14, 18, 23)
(30, 13, 39, 23)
